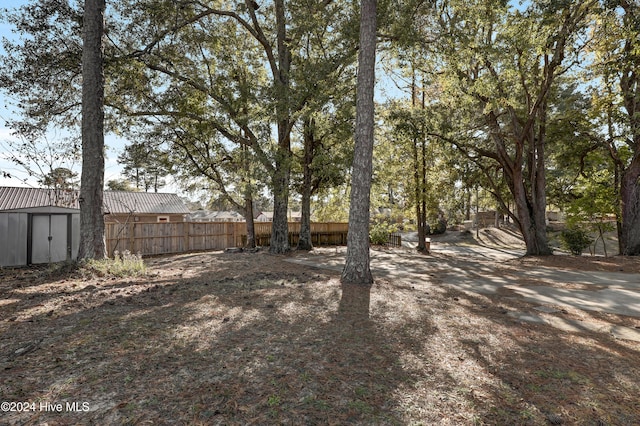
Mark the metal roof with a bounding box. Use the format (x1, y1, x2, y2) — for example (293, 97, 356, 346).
(0, 187, 190, 215)
(103, 191, 190, 214)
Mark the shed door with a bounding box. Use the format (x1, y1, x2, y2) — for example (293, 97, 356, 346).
(31, 215, 69, 264)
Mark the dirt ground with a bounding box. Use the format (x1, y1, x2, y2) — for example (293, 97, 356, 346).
(1, 230, 640, 425)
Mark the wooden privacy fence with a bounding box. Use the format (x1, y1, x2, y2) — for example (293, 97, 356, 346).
(105, 221, 349, 257)
(247, 222, 349, 247)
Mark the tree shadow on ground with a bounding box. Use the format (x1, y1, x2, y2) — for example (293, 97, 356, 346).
(1, 252, 440, 424)
(1, 250, 639, 424)
(448, 287, 640, 425)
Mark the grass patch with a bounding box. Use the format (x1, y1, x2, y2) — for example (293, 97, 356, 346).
(83, 250, 146, 277)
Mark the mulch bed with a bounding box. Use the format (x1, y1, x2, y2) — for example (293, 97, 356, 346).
(1, 249, 639, 425)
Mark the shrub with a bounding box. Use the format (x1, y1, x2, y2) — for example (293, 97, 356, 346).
(369, 219, 399, 245)
(369, 222, 391, 245)
(559, 227, 592, 255)
(428, 216, 447, 235)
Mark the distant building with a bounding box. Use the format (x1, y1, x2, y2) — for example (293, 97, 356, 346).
(102, 191, 190, 223)
(254, 211, 302, 222)
(255, 211, 273, 222)
(188, 210, 245, 222)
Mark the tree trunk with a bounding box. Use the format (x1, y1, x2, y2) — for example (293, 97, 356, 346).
(614, 152, 624, 255)
(620, 160, 640, 255)
(241, 144, 256, 249)
(298, 184, 313, 250)
(297, 118, 315, 251)
(534, 105, 550, 252)
(341, 0, 377, 285)
(270, 142, 291, 253)
(414, 135, 425, 251)
(78, 0, 106, 260)
(411, 75, 426, 251)
(465, 189, 471, 221)
(616, 0, 640, 256)
(512, 170, 551, 256)
(484, 107, 551, 255)
(270, 0, 292, 254)
(420, 104, 428, 241)
(244, 195, 256, 249)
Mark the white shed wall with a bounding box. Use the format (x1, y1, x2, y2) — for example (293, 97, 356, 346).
(0, 212, 29, 267)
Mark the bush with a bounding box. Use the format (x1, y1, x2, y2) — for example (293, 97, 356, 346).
(559, 227, 592, 255)
(369, 222, 391, 245)
(369, 220, 398, 245)
(428, 216, 447, 235)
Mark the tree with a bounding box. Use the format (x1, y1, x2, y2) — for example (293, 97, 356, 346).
(106, 178, 137, 191)
(565, 168, 617, 256)
(104, 0, 359, 254)
(41, 167, 79, 190)
(295, 108, 354, 251)
(421, 0, 594, 255)
(0, 130, 80, 188)
(290, 12, 357, 250)
(78, 0, 106, 260)
(589, 1, 640, 255)
(118, 141, 169, 192)
(297, 116, 319, 251)
(312, 184, 351, 222)
(267, 0, 293, 253)
(384, 70, 435, 251)
(1, 0, 106, 260)
(0, 1, 83, 138)
(167, 123, 265, 249)
(342, 0, 378, 285)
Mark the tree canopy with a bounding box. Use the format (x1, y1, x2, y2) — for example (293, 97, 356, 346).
(2, 0, 640, 263)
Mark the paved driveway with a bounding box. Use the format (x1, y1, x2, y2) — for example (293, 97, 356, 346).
(287, 242, 640, 341)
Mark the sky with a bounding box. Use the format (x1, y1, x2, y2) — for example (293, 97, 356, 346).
(0, 0, 34, 187)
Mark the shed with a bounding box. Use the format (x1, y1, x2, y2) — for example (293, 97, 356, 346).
(0, 187, 189, 266)
(0, 187, 80, 266)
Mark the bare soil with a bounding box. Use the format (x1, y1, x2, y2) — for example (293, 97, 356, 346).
(1, 234, 640, 425)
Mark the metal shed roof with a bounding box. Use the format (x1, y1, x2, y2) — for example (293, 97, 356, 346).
(0, 187, 190, 215)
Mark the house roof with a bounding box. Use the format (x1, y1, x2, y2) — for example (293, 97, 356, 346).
(187, 210, 244, 221)
(104, 191, 190, 214)
(0, 187, 190, 215)
(255, 211, 302, 219)
(213, 211, 243, 220)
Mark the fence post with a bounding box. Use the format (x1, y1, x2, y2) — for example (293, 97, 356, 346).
(233, 222, 240, 247)
(184, 222, 190, 252)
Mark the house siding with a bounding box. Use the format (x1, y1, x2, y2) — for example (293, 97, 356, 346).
(105, 214, 186, 223)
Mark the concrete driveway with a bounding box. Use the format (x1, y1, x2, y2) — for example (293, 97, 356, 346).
(426, 244, 640, 318)
(286, 241, 640, 341)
